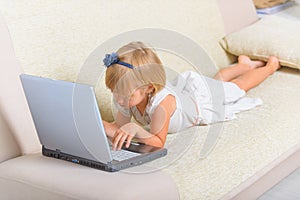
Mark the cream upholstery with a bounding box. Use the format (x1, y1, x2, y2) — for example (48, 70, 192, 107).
(217, 0, 259, 34)
(0, 154, 179, 200)
(0, 14, 40, 155)
(0, 11, 179, 200)
(0, 110, 20, 162)
(1, 1, 300, 200)
(0, 0, 234, 122)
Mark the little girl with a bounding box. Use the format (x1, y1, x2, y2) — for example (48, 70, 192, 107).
(102, 41, 280, 150)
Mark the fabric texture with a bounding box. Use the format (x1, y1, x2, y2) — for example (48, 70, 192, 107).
(2, 1, 300, 200)
(0, 111, 21, 163)
(0, 0, 232, 122)
(218, 0, 259, 34)
(220, 15, 300, 70)
(0, 14, 41, 155)
(0, 153, 179, 200)
(162, 68, 300, 200)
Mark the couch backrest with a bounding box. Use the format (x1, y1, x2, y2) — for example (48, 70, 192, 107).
(0, 1, 235, 121)
(0, 13, 40, 159)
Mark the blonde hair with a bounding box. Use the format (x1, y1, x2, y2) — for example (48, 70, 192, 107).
(105, 41, 166, 97)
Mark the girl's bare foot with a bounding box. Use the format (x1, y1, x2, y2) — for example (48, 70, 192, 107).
(266, 56, 281, 74)
(238, 55, 265, 69)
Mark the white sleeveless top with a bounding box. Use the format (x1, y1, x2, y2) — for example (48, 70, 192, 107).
(116, 71, 262, 133)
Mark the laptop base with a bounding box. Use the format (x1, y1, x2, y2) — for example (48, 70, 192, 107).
(42, 145, 167, 172)
(42, 146, 116, 172)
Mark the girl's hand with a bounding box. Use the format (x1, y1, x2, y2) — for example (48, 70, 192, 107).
(111, 94, 176, 150)
(112, 122, 137, 150)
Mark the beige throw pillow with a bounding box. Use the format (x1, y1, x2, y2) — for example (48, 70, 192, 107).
(220, 15, 300, 70)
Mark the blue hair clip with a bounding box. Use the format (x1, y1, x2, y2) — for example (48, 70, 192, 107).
(103, 52, 134, 69)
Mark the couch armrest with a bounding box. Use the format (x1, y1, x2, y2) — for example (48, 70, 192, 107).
(0, 153, 179, 200)
(0, 13, 40, 155)
(217, 0, 259, 34)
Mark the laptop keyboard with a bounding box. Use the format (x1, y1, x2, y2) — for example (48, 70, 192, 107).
(111, 149, 141, 161)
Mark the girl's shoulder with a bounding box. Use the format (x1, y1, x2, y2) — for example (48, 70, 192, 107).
(147, 86, 176, 114)
(151, 86, 174, 103)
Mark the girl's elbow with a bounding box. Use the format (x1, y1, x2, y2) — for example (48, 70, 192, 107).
(155, 137, 166, 148)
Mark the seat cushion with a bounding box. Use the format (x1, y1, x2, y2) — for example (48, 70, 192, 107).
(0, 153, 179, 200)
(162, 67, 300, 200)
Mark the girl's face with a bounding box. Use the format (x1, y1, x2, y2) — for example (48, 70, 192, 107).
(113, 85, 153, 108)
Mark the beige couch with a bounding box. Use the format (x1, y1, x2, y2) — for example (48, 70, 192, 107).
(1, 0, 300, 199)
(0, 14, 179, 200)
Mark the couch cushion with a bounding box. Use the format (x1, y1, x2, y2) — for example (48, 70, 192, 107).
(162, 68, 300, 199)
(0, 153, 179, 200)
(0, 13, 40, 154)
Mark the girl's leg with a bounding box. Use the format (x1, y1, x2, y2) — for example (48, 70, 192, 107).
(231, 56, 280, 92)
(214, 55, 265, 82)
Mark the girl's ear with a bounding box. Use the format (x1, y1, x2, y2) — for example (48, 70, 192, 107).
(146, 83, 155, 94)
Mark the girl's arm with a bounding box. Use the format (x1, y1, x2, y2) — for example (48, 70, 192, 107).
(103, 111, 131, 138)
(112, 94, 176, 150)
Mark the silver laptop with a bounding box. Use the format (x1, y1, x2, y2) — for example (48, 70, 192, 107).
(20, 74, 167, 172)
